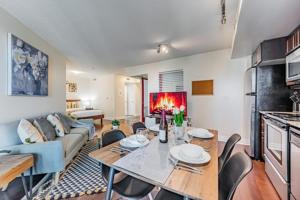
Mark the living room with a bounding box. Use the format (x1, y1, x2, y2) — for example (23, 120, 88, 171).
(1, 1, 300, 200)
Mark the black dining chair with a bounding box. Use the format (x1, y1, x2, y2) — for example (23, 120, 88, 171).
(154, 152, 252, 200)
(132, 121, 147, 134)
(101, 129, 154, 199)
(219, 152, 253, 200)
(218, 133, 241, 174)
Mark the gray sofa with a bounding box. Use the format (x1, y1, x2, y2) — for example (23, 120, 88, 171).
(0, 115, 89, 177)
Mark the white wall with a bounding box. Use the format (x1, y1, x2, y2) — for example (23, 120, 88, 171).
(123, 49, 251, 144)
(0, 8, 67, 123)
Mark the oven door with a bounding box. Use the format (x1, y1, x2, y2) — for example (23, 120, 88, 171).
(264, 118, 288, 180)
(286, 48, 300, 82)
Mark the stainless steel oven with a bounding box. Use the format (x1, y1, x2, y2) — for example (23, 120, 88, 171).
(290, 127, 300, 200)
(286, 47, 300, 83)
(263, 116, 288, 200)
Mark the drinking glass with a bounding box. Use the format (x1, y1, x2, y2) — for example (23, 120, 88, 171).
(136, 128, 148, 144)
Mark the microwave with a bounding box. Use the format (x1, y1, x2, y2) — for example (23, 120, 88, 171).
(286, 48, 300, 84)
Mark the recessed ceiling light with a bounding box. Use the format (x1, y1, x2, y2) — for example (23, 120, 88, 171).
(157, 44, 169, 54)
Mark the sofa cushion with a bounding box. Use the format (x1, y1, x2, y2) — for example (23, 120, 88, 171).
(33, 118, 56, 141)
(56, 134, 83, 157)
(17, 119, 44, 144)
(0, 121, 23, 147)
(70, 127, 89, 136)
(55, 113, 72, 134)
(47, 114, 64, 137)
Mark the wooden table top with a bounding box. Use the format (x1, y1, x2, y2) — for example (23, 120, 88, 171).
(90, 124, 218, 200)
(0, 154, 33, 188)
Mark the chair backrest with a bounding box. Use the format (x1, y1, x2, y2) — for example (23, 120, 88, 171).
(132, 122, 146, 134)
(101, 129, 126, 180)
(102, 129, 126, 147)
(219, 152, 253, 200)
(218, 134, 241, 173)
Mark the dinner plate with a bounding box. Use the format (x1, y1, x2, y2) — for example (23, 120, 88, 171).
(120, 135, 150, 148)
(170, 144, 211, 164)
(187, 128, 214, 139)
(149, 124, 159, 132)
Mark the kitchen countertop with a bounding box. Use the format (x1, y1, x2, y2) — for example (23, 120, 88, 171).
(260, 111, 300, 129)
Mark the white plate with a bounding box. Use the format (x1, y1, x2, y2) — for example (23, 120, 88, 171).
(149, 124, 159, 132)
(120, 135, 150, 148)
(187, 128, 214, 139)
(170, 144, 211, 164)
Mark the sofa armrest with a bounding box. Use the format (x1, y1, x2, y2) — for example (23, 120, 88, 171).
(5, 141, 65, 175)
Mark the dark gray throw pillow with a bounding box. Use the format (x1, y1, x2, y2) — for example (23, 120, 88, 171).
(55, 113, 72, 134)
(33, 118, 56, 141)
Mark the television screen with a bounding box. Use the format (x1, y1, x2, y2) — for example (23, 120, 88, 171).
(149, 92, 187, 115)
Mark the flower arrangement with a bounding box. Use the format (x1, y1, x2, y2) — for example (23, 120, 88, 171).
(173, 105, 185, 127)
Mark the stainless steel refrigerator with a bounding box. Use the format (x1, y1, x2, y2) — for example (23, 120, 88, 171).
(245, 64, 292, 160)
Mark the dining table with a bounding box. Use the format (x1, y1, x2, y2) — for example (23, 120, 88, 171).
(89, 124, 218, 200)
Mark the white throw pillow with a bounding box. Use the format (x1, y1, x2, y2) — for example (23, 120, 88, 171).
(47, 114, 64, 137)
(18, 119, 44, 144)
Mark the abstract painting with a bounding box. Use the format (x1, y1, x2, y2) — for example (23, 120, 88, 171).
(8, 33, 48, 96)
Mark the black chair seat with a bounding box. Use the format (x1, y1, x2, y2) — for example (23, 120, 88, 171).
(114, 175, 154, 198)
(101, 129, 154, 199)
(154, 189, 183, 200)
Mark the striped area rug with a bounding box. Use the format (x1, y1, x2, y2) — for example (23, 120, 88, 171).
(34, 140, 107, 200)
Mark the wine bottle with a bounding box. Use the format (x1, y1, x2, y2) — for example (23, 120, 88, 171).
(159, 109, 168, 143)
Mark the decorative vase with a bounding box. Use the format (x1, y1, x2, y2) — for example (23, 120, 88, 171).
(174, 125, 184, 139)
(112, 125, 119, 130)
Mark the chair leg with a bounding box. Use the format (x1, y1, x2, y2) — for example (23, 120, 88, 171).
(105, 168, 115, 200)
(148, 193, 154, 200)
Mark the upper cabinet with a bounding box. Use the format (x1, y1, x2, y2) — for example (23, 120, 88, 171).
(252, 37, 287, 67)
(286, 26, 300, 55)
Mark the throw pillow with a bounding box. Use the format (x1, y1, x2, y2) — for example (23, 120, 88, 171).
(47, 114, 64, 137)
(55, 113, 72, 134)
(33, 118, 56, 141)
(17, 119, 44, 144)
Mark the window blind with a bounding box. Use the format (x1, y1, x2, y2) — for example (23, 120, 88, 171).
(159, 70, 184, 92)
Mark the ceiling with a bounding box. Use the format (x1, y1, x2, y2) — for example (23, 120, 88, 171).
(231, 0, 300, 58)
(0, 0, 240, 73)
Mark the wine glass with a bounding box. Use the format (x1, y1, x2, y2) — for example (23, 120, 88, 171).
(136, 128, 148, 144)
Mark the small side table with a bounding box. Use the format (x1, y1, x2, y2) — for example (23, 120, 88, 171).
(0, 154, 34, 200)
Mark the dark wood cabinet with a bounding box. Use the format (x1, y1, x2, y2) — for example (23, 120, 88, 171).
(252, 37, 286, 67)
(286, 25, 300, 55)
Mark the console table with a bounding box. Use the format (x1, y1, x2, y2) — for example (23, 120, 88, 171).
(0, 154, 34, 200)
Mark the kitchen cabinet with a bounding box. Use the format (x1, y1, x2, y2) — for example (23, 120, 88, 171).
(286, 25, 300, 55)
(252, 37, 287, 67)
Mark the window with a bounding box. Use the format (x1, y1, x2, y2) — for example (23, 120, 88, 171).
(159, 70, 184, 92)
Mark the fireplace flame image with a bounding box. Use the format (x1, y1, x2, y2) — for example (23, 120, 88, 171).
(150, 92, 187, 115)
(153, 94, 176, 111)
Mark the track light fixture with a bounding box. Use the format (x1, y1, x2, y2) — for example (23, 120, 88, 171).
(157, 44, 169, 54)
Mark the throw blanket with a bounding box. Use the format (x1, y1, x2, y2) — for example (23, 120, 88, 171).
(58, 113, 96, 140)
(71, 119, 96, 140)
